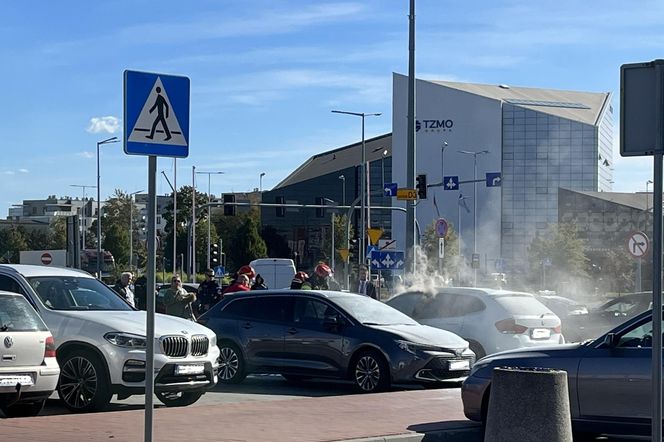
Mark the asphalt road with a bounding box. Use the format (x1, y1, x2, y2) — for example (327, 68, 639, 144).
(8, 375, 655, 441)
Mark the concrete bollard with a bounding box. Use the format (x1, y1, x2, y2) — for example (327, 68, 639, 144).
(484, 367, 573, 442)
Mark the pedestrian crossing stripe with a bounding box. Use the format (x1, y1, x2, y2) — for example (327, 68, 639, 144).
(128, 76, 188, 147)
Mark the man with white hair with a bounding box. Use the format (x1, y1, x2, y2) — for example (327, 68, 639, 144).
(113, 272, 135, 307)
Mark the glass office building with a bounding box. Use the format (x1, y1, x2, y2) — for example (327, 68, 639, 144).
(392, 75, 613, 275)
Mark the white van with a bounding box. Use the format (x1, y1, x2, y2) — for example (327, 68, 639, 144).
(249, 258, 296, 289)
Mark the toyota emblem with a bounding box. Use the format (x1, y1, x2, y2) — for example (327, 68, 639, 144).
(4, 336, 13, 349)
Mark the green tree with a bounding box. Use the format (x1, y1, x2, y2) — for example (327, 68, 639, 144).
(50, 217, 67, 249)
(231, 210, 267, 267)
(262, 225, 291, 258)
(0, 226, 28, 263)
(527, 224, 589, 290)
(320, 214, 350, 264)
(103, 223, 130, 265)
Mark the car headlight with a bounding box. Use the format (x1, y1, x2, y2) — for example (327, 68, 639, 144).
(210, 334, 217, 347)
(104, 332, 147, 348)
(396, 340, 439, 354)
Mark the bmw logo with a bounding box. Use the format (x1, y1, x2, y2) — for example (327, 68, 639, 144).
(4, 336, 13, 349)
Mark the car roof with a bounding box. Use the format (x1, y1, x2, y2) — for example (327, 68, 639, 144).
(0, 264, 93, 278)
(0, 290, 25, 298)
(221, 289, 358, 301)
(395, 286, 536, 298)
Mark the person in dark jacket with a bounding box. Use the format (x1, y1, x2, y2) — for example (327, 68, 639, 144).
(354, 265, 377, 300)
(251, 274, 268, 290)
(197, 269, 221, 314)
(290, 271, 309, 289)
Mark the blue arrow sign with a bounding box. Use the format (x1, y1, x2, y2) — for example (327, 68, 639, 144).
(486, 172, 502, 187)
(443, 176, 459, 190)
(370, 251, 405, 270)
(384, 182, 398, 197)
(124, 70, 190, 158)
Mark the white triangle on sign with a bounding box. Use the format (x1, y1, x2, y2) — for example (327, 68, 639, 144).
(128, 77, 187, 147)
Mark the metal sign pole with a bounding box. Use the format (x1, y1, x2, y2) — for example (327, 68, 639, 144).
(653, 153, 662, 442)
(144, 155, 157, 442)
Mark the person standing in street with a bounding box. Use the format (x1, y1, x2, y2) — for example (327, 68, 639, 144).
(251, 274, 268, 290)
(197, 269, 221, 314)
(354, 265, 377, 300)
(163, 275, 197, 320)
(113, 272, 136, 307)
(222, 274, 251, 294)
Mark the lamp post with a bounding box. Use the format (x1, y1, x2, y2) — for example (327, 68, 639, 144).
(70, 184, 96, 253)
(338, 175, 346, 206)
(259, 172, 266, 192)
(128, 190, 143, 271)
(96, 136, 119, 279)
(458, 149, 489, 286)
(195, 170, 224, 269)
(647, 179, 654, 213)
(331, 110, 381, 265)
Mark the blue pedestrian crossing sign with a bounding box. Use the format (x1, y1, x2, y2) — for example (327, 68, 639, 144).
(443, 176, 459, 190)
(486, 172, 502, 187)
(124, 70, 190, 158)
(384, 182, 398, 197)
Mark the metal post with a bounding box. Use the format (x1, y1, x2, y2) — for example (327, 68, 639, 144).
(192, 166, 196, 282)
(96, 142, 101, 279)
(331, 212, 335, 273)
(144, 155, 157, 442)
(405, 0, 416, 273)
(653, 152, 662, 442)
(361, 115, 367, 266)
(207, 173, 211, 269)
(173, 159, 177, 274)
(130, 194, 133, 271)
(339, 175, 346, 207)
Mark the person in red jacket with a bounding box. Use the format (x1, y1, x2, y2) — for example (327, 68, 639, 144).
(222, 274, 251, 294)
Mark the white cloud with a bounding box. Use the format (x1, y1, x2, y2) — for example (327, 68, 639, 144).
(77, 151, 94, 159)
(18, 169, 28, 173)
(86, 116, 120, 134)
(2, 171, 15, 175)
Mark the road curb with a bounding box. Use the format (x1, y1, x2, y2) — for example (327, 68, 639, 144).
(336, 427, 483, 442)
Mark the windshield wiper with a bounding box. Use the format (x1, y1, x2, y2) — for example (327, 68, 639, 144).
(362, 322, 385, 326)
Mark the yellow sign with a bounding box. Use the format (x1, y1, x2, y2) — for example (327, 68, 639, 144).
(337, 248, 350, 263)
(367, 228, 384, 245)
(397, 188, 417, 201)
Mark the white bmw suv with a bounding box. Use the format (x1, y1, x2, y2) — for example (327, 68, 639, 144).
(0, 264, 220, 412)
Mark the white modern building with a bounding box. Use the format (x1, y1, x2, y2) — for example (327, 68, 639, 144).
(391, 74, 613, 276)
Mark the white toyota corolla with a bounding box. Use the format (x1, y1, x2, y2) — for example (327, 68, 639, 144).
(0, 264, 220, 412)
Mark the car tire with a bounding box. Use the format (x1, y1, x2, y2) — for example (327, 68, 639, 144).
(351, 349, 390, 393)
(469, 341, 486, 360)
(155, 391, 204, 407)
(217, 341, 246, 384)
(57, 349, 112, 412)
(0, 399, 46, 417)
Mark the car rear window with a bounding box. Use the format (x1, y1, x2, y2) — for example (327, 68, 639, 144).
(493, 294, 550, 315)
(0, 295, 48, 332)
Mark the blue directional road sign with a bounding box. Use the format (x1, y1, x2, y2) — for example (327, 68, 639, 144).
(370, 250, 405, 270)
(366, 245, 378, 259)
(124, 70, 190, 158)
(486, 172, 502, 187)
(443, 176, 459, 191)
(384, 182, 398, 197)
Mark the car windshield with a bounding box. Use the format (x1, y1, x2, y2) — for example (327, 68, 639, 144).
(0, 295, 48, 331)
(333, 296, 418, 326)
(27, 276, 133, 311)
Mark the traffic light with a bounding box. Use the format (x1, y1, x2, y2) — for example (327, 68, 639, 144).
(416, 173, 427, 199)
(349, 237, 359, 258)
(276, 196, 285, 217)
(223, 194, 235, 216)
(210, 243, 219, 267)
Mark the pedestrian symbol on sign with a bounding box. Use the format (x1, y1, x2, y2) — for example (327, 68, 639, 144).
(146, 86, 171, 141)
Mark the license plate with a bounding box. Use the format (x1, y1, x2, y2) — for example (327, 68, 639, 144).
(175, 364, 205, 375)
(448, 360, 470, 371)
(0, 375, 33, 387)
(531, 328, 551, 339)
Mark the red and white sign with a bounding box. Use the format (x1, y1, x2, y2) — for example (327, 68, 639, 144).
(41, 253, 53, 265)
(626, 231, 649, 258)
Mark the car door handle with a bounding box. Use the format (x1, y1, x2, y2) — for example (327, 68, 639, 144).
(288, 327, 298, 335)
(242, 322, 254, 329)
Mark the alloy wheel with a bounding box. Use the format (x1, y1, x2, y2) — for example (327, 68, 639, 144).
(355, 355, 381, 392)
(59, 356, 99, 409)
(219, 346, 239, 380)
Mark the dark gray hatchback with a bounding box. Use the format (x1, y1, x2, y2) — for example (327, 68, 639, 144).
(198, 290, 474, 392)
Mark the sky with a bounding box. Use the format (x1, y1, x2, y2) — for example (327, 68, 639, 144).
(1, 0, 662, 217)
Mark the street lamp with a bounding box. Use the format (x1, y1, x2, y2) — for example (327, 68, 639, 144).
(128, 190, 144, 272)
(96, 136, 119, 279)
(195, 170, 224, 269)
(259, 172, 266, 192)
(647, 179, 654, 213)
(458, 149, 489, 286)
(338, 175, 346, 206)
(70, 184, 96, 252)
(332, 110, 381, 264)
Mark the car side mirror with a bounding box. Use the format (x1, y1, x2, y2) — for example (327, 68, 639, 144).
(323, 315, 341, 331)
(602, 333, 618, 348)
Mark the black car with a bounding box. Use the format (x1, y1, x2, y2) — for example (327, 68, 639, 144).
(198, 290, 475, 393)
